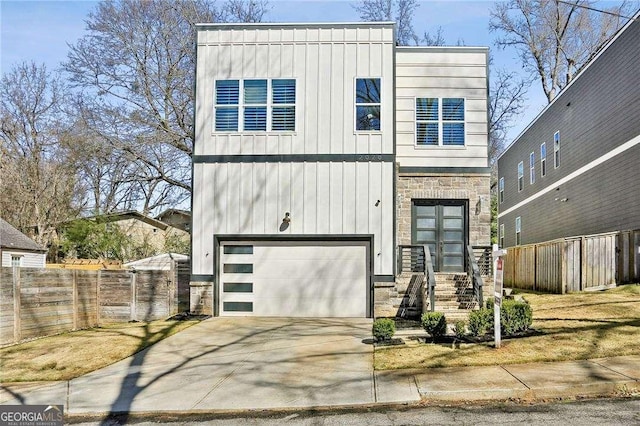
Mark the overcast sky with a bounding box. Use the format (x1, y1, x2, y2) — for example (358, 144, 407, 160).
(0, 0, 552, 141)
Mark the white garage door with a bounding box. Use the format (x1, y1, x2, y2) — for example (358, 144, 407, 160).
(219, 240, 369, 317)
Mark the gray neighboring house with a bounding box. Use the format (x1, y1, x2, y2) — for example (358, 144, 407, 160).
(497, 12, 640, 248)
(0, 218, 47, 268)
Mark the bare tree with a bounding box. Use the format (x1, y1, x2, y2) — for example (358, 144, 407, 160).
(0, 62, 83, 246)
(63, 0, 269, 211)
(490, 0, 631, 102)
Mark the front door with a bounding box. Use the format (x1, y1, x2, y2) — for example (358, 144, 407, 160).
(412, 200, 467, 272)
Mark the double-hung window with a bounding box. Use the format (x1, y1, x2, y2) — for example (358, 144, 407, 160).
(515, 216, 522, 246)
(540, 142, 547, 177)
(499, 177, 504, 204)
(529, 152, 535, 184)
(355, 78, 381, 131)
(214, 79, 296, 132)
(517, 161, 524, 192)
(554, 131, 560, 168)
(416, 98, 465, 146)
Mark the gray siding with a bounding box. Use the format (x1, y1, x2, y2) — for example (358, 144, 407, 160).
(498, 18, 640, 247)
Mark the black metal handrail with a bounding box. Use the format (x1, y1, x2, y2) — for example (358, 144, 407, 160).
(467, 244, 486, 308)
(398, 244, 435, 312)
(472, 245, 493, 276)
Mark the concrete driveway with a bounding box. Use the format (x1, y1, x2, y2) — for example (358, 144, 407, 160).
(2, 317, 411, 414)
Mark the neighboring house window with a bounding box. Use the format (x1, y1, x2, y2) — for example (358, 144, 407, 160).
(500, 224, 505, 248)
(540, 142, 547, 177)
(11, 255, 22, 267)
(215, 79, 296, 132)
(529, 152, 535, 184)
(355, 78, 381, 131)
(517, 161, 524, 192)
(515, 216, 521, 246)
(499, 177, 504, 204)
(554, 131, 560, 168)
(416, 97, 465, 146)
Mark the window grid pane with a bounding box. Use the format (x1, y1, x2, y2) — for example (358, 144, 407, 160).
(272, 106, 295, 131)
(244, 106, 267, 131)
(215, 107, 238, 131)
(356, 78, 381, 103)
(416, 98, 438, 121)
(216, 80, 239, 104)
(442, 98, 464, 120)
(416, 122, 438, 145)
(442, 123, 464, 146)
(272, 79, 296, 104)
(356, 105, 380, 131)
(244, 79, 267, 104)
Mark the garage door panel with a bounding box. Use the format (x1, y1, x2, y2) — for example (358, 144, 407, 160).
(220, 241, 369, 317)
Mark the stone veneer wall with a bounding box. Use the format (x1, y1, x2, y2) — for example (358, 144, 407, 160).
(396, 172, 492, 247)
(190, 282, 214, 315)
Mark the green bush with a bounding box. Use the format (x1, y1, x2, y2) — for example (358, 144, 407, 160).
(372, 318, 396, 341)
(453, 320, 467, 339)
(500, 300, 532, 335)
(468, 308, 493, 337)
(421, 312, 447, 338)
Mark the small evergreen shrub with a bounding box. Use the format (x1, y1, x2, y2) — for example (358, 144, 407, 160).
(500, 300, 533, 335)
(468, 308, 493, 337)
(453, 320, 467, 339)
(421, 312, 447, 338)
(372, 318, 396, 341)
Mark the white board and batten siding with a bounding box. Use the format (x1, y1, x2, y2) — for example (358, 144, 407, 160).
(1, 249, 46, 268)
(395, 47, 489, 168)
(193, 23, 395, 278)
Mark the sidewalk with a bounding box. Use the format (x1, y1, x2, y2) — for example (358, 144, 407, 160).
(1, 355, 638, 416)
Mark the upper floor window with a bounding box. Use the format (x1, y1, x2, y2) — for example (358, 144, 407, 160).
(214, 79, 296, 132)
(517, 161, 524, 192)
(515, 216, 522, 246)
(529, 152, 535, 184)
(540, 142, 547, 177)
(554, 131, 560, 168)
(416, 97, 465, 146)
(499, 177, 504, 204)
(355, 78, 381, 131)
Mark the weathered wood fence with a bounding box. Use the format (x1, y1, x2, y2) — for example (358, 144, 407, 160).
(504, 230, 640, 293)
(0, 260, 190, 346)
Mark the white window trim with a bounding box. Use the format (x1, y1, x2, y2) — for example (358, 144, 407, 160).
(554, 131, 560, 169)
(499, 177, 504, 204)
(515, 216, 522, 246)
(214, 78, 297, 134)
(354, 77, 382, 133)
(529, 152, 535, 184)
(540, 142, 547, 177)
(517, 161, 524, 192)
(414, 97, 466, 147)
(499, 223, 505, 248)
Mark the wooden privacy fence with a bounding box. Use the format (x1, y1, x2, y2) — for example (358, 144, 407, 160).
(503, 230, 640, 294)
(0, 260, 190, 346)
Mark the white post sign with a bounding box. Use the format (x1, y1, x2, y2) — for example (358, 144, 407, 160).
(493, 244, 506, 349)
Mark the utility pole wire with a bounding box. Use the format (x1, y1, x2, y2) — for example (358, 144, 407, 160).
(555, 0, 639, 22)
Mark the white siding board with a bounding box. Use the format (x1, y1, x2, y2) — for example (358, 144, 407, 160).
(1, 251, 45, 268)
(303, 162, 317, 233)
(331, 44, 345, 154)
(343, 43, 358, 153)
(396, 65, 486, 78)
(316, 162, 331, 233)
(355, 162, 369, 234)
(330, 162, 343, 233)
(343, 163, 357, 233)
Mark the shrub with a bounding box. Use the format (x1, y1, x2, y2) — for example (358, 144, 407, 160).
(453, 320, 467, 339)
(468, 308, 493, 337)
(372, 318, 396, 341)
(421, 312, 447, 338)
(500, 300, 533, 335)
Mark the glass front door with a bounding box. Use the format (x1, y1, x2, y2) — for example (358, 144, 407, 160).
(412, 200, 467, 272)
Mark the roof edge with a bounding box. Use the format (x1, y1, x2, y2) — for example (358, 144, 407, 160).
(196, 21, 395, 30)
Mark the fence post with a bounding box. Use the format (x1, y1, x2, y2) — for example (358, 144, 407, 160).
(12, 266, 21, 343)
(72, 270, 78, 330)
(130, 271, 137, 322)
(96, 270, 102, 326)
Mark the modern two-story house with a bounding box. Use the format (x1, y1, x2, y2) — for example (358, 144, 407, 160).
(191, 22, 491, 318)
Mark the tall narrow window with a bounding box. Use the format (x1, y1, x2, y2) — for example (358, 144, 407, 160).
(529, 152, 535, 184)
(442, 98, 465, 146)
(243, 79, 267, 131)
(500, 224, 505, 248)
(416, 98, 439, 145)
(499, 177, 504, 203)
(416, 97, 465, 146)
(554, 131, 560, 168)
(215, 80, 239, 131)
(540, 142, 547, 177)
(515, 217, 521, 246)
(355, 78, 381, 131)
(517, 161, 524, 192)
(272, 79, 296, 131)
